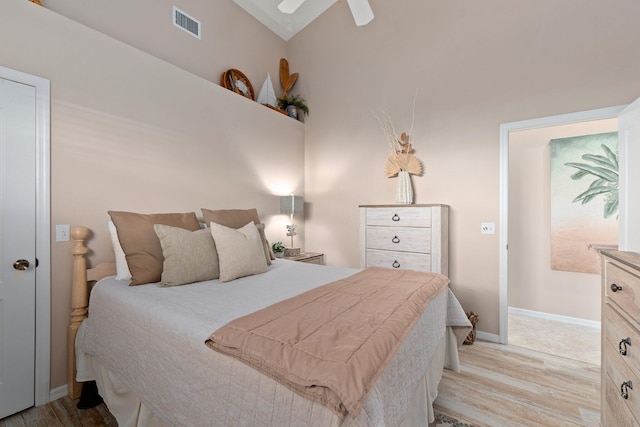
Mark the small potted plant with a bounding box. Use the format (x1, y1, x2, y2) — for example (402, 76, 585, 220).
(271, 241, 285, 258)
(277, 94, 309, 121)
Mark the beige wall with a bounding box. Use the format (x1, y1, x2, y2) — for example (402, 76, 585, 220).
(5, 0, 640, 393)
(509, 119, 618, 322)
(42, 0, 286, 96)
(1, 0, 301, 389)
(288, 0, 640, 336)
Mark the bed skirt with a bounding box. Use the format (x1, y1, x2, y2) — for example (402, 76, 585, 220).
(76, 324, 459, 427)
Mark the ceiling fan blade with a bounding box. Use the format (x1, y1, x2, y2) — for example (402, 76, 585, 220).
(278, 0, 306, 14)
(346, 0, 374, 26)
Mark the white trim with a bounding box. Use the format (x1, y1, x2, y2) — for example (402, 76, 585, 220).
(0, 66, 51, 406)
(618, 97, 640, 252)
(498, 105, 625, 345)
(509, 306, 601, 329)
(49, 385, 67, 402)
(475, 330, 500, 343)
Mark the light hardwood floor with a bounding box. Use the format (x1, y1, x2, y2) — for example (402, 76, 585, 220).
(434, 341, 600, 426)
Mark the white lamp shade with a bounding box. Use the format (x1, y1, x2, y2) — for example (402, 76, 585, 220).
(280, 195, 304, 215)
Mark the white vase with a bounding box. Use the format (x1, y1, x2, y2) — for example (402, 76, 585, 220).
(396, 170, 413, 204)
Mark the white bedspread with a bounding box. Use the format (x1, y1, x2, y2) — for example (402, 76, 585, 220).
(77, 260, 470, 427)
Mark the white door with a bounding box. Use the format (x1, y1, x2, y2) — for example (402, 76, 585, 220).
(618, 96, 640, 252)
(0, 78, 37, 418)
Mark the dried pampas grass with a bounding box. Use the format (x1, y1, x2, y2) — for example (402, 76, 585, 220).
(374, 93, 424, 178)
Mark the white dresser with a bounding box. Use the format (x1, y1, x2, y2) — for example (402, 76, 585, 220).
(359, 204, 449, 275)
(601, 250, 640, 426)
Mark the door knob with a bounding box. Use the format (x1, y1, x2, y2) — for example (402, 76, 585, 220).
(13, 259, 30, 271)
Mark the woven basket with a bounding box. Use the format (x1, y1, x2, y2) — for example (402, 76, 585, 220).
(463, 311, 478, 345)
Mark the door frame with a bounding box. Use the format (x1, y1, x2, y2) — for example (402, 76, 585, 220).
(0, 66, 51, 406)
(618, 97, 640, 252)
(498, 105, 625, 344)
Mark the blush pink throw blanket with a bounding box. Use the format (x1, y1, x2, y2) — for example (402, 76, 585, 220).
(205, 267, 450, 418)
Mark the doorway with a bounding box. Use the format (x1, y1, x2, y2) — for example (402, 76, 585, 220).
(0, 66, 51, 416)
(498, 105, 625, 345)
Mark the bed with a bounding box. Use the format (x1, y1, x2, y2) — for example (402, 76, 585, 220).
(67, 210, 471, 427)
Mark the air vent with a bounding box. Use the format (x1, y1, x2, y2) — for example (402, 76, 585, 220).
(173, 6, 201, 39)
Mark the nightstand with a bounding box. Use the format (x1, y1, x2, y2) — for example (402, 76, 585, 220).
(283, 252, 325, 265)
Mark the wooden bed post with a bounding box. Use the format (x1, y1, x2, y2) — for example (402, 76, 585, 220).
(68, 226, 90, 399)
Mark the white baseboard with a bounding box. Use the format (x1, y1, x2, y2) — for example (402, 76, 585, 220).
(509, 306, 601, 329)
(476, 330, 500, 343)
(49, 384, 67, 402)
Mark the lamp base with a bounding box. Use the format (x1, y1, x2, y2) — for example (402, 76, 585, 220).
(283, 248, 301, 257)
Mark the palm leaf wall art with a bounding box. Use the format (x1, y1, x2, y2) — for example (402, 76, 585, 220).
(549, 131, 618, 274)
(565, 143, 619, 219)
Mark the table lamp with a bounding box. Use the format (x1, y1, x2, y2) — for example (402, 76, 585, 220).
(280, 194, 303, 256)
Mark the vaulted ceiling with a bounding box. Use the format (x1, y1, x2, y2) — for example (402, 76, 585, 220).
(232, 0, 336, 41)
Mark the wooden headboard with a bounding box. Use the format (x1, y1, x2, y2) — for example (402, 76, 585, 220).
(68, 226, 116, 399)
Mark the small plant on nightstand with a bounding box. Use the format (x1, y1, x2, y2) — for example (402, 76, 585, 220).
(271, 241, 285, 258)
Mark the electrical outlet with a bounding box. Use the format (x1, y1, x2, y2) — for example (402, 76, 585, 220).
(481, 222, 495, 235)
(56, 224, 70, 242)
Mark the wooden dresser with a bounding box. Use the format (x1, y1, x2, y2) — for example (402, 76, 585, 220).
(359, 204, 448, 275)
(601, 250, 640, 426)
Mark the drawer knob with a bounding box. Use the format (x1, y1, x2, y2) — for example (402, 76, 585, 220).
(392, 214, 400, 222)
(610, 283, 623, 293)
(621, 381, 633, 400)
(392, 260, 400, 269)
(619, 337, 632, 356)
(392, 236, 400, 244)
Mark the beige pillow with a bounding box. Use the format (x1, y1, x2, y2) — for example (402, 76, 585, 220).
(210, 222, 268, 283)
(255, 223, 272, 266)
(202, 208, 260, 229)
(202, 208, 275, 262)
(108, 221, 132, 281)
(108, 211, 201, 286)
(154, 224, 219, 286)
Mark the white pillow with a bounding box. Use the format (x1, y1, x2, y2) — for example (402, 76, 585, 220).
(210, 221, 268, 283)
(108, 221, 132, 281)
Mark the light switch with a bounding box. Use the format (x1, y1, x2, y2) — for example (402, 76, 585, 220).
(56, 224, 70, 242)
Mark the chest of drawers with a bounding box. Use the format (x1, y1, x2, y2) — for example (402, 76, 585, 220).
(359, 204, 448, 275)
(601, 250, 640, 426)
